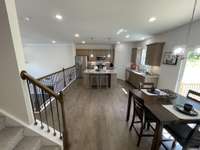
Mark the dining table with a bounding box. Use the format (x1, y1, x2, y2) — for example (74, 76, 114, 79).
(126, 89, 200, 150)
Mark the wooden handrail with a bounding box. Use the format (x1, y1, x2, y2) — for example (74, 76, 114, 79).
(38, 65, 76, 80)
(21, 71, 60, 99)
(21, 70, 70, 150)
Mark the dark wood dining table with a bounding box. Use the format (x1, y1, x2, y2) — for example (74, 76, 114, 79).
(126, 89, 200, 150)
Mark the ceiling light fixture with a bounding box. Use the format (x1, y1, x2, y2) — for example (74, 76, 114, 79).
(55, 14, 63, 20)
(125, 34, 130, 38)
(74, 33, 80, 38)
(148, 17, 157, 23)
(25, 17, 30, 22)
(52, 40, 56, 44)
(117, 41, 120, 44)
(117, 28, 124, 35)
(82, 41, 86, 44)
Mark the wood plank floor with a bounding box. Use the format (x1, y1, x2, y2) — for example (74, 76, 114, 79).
(62, 79, 178, 150)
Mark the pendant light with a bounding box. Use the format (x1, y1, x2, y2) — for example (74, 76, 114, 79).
(107, 49, 111, 58)
(90, 49, 94, 58)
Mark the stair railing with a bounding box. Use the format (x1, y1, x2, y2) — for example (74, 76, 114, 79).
(20, 70, 71, 150)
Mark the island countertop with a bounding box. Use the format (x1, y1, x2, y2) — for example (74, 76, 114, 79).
(84, 69, 117, 74)
(83, 69, 117, 88)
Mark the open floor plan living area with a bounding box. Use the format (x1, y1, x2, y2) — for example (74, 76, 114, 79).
(1, 0, 200, 150)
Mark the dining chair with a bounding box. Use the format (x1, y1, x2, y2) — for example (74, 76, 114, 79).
(164, 90, 200, 150)
(187, 90, 200, 102)
(164, 123, 200, 150)
(129, 94, 155, 146)
(139, 82, 156, 130)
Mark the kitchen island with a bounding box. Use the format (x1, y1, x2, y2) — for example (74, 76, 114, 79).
(83, 69, 117, 88)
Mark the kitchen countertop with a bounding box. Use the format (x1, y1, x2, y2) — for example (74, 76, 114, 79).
(126, 68, 159, 78)
(84, 69, 117, 74)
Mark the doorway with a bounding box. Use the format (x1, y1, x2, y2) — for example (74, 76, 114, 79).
(178, 49, 200, 96)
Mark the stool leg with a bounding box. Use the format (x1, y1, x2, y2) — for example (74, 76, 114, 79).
(99, 75, 101, 88)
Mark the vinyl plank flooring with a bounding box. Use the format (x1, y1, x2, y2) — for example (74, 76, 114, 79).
(37, 79, 181, 150)
(62, 79, 177, 150)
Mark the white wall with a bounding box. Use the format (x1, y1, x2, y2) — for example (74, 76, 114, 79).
(114, 42, 136, 80)
(76, 43, 113, 49)
(136, 20, 200, 91)
(23, 44, 76, 78)
(0, 0, 33, 123)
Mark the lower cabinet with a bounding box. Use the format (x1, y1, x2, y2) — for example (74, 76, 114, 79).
(126, 69, 159, 88)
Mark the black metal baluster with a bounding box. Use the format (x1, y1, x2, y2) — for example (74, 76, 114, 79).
(27, 81, 37, 125)
(41, 90, 50, 132)
(55, 98, 62, 139)
(33, 85, 44, 129)
(63, 68, 66, 87)
(48, 94, 56, 136)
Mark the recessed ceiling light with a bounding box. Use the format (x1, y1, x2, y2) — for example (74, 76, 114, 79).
(141, 37, 145, 40)
(25, 17, 30, 21)
(148, 17, 157, 23)
(117, 28, 124, 35)
(117, 41, 120, 44)
(125, 34, 130, 38)
(55, 14, 63, 20)
(74, 33, 80, 38)
(52, 40, 56, 44)
(82, 41, 86, 44)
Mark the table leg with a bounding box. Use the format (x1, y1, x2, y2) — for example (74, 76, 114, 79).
(126, 91, 132, 122)
(151, 121, 163, 150)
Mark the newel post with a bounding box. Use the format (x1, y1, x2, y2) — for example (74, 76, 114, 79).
(58, 92, 70, 150)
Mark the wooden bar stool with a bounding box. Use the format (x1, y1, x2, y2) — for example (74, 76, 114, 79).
(99, 74, 109, 88)
(89, 74, 99, 88)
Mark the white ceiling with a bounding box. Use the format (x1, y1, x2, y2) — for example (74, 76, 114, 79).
(15, 0, 200, 44)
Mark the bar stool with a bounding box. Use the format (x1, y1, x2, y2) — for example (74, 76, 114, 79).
(99, 74, 109, 88)
(89, 74, 99, 88)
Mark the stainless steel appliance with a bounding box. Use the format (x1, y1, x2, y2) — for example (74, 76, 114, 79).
(75, 56, 88, 78)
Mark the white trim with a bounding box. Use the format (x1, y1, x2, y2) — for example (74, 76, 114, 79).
(0, 108, 63, 148)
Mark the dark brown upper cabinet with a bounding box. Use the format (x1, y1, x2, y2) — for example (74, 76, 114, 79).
(76, 49, 114, 62)
(76, 49, 89, 56)
(145, 42, 165, 66)
(131, 48, 137, 64)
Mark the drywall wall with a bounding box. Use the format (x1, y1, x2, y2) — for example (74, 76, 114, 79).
(0, 0, 33, 123)
(76, 44, 113, 49)
(23, 44, 76, 78)
(136, 20, 200, 91)
(114, 42, 136, 80)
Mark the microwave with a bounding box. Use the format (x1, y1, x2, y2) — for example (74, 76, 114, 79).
(96, 56, 106, 61)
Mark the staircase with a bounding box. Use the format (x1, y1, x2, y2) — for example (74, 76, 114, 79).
(0, 114, 61, 150)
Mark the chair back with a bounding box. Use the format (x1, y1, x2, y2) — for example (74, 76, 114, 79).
(139, 82, 154, 90)
(133, 95, 144, 120)
(187, 90, 200, 102)
(186, 123, 200, 147)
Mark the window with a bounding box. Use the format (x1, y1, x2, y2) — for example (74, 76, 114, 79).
(141, 47, 147, 65)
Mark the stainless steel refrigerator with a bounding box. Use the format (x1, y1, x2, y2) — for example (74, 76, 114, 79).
(75, 56, 88, 78)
